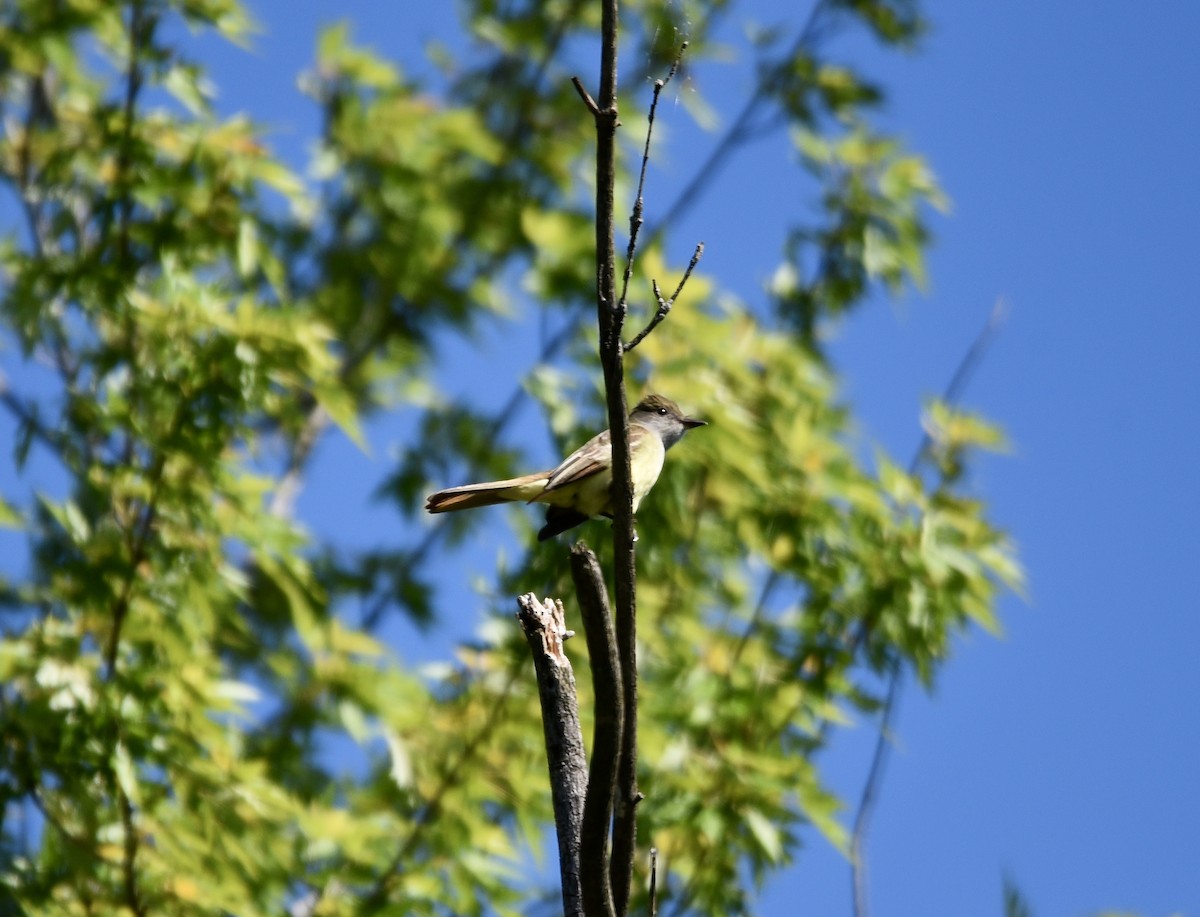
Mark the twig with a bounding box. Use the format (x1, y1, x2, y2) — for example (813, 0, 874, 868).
(118, 786, 144, 917)
(644, 0, 833, 245)
(849, 664, 900, 917)
(907, 297, 1010, 476)
(624, 242, 704, 352)
(648, 848, 660, 917)
(517, 593, 587, 917)
(617, 43, 689, 315)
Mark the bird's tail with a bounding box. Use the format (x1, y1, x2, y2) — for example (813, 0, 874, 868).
(425, 472, 551, 513)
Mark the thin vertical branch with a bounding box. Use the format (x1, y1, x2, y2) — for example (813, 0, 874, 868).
(578, 0, 641, 913)
(598, 5, 642, 914)
(648, 848, 660, 917)
(117, 787, 144, 917)
(849, 663, 900, 917)
(571, 546, 623, 917)
(574, 10, 698, 916)
(617, 43, 688, 313)
(644, 0, 833, 245)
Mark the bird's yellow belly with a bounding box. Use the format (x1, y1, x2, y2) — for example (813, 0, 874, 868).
(539, 469, 614, 517)
(630, 435, 665, 512)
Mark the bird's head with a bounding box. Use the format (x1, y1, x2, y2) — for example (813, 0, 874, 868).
(630, 394, 706, 449)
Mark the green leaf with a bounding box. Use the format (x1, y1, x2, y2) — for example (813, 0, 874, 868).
(385, 728, 413, 790)
(744, 808, 784, 863)
(113, 742, 141, 806)
(0, 497, 22, 529)
(236, 216, 259, 278)
(39, 495, 90, 543)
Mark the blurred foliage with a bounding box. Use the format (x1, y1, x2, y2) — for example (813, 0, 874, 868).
(0, 0, 1019, 915)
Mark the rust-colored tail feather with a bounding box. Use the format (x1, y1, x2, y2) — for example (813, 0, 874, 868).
(425, 472, 550, 513)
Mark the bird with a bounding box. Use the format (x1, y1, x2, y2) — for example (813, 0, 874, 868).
(425, 394, 706, 541)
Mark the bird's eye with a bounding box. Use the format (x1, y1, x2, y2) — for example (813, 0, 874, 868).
(658, 408, 668, 415)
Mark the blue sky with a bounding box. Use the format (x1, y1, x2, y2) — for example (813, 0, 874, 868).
(6, 2, 1199, 915)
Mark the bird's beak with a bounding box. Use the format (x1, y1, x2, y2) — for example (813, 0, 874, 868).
(682, 416, 707, 429)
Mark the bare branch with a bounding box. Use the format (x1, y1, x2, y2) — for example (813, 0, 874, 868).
(907, 297, 1010, 476)
(849, 666, 900, 917)
(648, 848, 660, 917)
(624, 242, 704, 352)
(617, 43, 690, 315)
(645, 0, 834, 244)
(118, 785, 145, 917)
(577, 15, 698, 917)
(571, 545, 623, 917)
(517, 593, 587, 917)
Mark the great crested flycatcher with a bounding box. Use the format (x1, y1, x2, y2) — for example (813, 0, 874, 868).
(425, 394, 706, 541)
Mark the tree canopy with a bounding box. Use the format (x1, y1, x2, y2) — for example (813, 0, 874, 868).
(0, 1, 1019, 914)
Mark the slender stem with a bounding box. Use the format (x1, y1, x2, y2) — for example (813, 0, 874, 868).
(624, 242, 704, 352)
(118, 786, 144, 917)
(907, 298, 1010, 476)
(617, 43, 688, 316)
(648, 848, 659, 917)
(588, 2, 642, 912)
(849, 664, 900, 917)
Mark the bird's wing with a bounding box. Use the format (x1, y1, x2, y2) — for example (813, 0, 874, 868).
(541, 423, 656, 497)
(542, 428, 613, 495)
